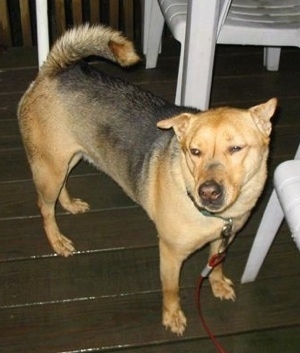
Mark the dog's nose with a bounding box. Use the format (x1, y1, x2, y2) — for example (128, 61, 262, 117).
(199, 180, 223, 203)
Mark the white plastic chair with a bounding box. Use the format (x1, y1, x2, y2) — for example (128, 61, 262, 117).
(241, 144, 300, 283)
(143, 0, 300, 109)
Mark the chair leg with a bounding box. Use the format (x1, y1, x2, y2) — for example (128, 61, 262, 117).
(242, 143, 300, 284)
(241, 190, 284, 283)
(263, 47, 281, 71)
(274, 160, 300, 251)
(180, 0, 220, 110)
(143, 0, 164, 69)
(174, 42, 184, 106)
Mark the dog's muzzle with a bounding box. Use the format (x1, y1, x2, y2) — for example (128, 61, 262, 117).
(198, 180, 224, 209)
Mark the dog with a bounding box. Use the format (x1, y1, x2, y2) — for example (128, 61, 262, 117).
(18, 24, 277, 335)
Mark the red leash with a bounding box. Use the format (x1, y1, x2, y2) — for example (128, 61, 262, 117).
(194, 210, 233, 351)
(196, 253, 227, 353)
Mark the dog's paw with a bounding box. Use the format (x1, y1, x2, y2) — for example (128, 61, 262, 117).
(210, 276, 236, 301)
(163, 308, 187, 336)
(63, 198, 90, 214)
(51, 234, 76, 257)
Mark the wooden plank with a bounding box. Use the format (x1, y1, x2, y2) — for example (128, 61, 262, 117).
(0, 120, 20, 139)
(0, 158, 286, 218)
(0, 69, 37, 94)
(0, 93, 23, 119)
(89, 0, 100, 25)
(0, 207, 154, 260)
(0, 149, 99, 181)
(54, 0, 66, 37)
(0, 46, 299, 96)
(0, 47, 37, 70)
(0, 186, 277, 257)
(0, 149, 31, 182)
(72, 0, 83, 26)
(0, 246, 160, 307)
(213, 47, 300, 77)
(108, 327, 300, 353)
(0, 276, 299, 352)
(0, 0, 11, 46)
(0, 173, 135, 219)
(1, 229, 298, 307)
(138, 70, 300, 106)
(19, 0, 32, 46)
(210, 71, 300, 105)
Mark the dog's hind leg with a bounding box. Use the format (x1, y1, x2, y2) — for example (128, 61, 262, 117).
(59, 186, 90, 214)
(58, 153, 90, 214)
(31, 155, 78, 257)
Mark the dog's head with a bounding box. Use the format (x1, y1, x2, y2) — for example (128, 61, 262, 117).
(157, 98, 277, 213)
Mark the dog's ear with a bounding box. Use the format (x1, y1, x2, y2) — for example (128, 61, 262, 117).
(249, 98, 277, 136)
(157, 113, 193, 141)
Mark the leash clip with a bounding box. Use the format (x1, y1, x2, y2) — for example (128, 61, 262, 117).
(201, 253, 226, 278)
(219, 218, 233, 254)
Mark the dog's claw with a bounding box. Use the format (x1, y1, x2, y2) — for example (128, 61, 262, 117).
(163, 309, 187, 336)
(51, 234, 76, 257)
(62, 198, 90, 214)
(210, 276, 236, 301)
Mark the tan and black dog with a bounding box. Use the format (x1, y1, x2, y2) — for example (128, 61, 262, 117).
(18, 25, 277, 335)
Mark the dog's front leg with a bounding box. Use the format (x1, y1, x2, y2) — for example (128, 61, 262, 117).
(159, 238, 187, 335)
(208, 239, 236, 301)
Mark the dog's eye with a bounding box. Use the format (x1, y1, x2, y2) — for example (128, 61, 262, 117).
(229, 146, 243, 154)
(190, 148, 201, 157)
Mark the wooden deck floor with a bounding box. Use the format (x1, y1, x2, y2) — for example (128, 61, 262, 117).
(0, 39, 300, 353)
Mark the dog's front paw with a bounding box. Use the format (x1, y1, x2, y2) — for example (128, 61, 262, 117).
(51, 234, 76, 257)
(209, 276, 236, 301)
(163, 308, 187, 336)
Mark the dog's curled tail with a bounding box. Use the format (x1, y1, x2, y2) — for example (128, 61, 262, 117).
(40, 24, 140, 77)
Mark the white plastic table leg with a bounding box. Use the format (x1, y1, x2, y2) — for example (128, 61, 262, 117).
(181, 0, 220, 110)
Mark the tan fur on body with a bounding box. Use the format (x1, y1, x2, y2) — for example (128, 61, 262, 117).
(18, 24, 277, 335)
